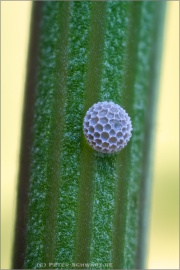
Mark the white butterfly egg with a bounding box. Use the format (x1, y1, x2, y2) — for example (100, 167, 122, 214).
(83, 101, 132, 153)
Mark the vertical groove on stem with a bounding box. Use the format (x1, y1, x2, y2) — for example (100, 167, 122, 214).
(54, 2, 92, 264)
(43, 2, 70, 265)
(112, 2, 141, 269)
(75, 2, 107, 265)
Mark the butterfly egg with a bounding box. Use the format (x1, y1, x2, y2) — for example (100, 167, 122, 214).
(83, 101, 132, 153)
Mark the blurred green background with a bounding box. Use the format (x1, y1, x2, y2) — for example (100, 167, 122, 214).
(1, 2, 179, 269)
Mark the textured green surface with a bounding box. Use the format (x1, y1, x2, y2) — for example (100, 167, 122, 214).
(23, 1, 166, 269)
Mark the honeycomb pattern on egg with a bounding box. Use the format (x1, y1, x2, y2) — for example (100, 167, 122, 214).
(83, 101, 132, 153)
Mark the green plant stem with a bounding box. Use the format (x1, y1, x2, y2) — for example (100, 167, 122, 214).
(13, 1, 166, 269)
